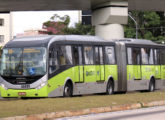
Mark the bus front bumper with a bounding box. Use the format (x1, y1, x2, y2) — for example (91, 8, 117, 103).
(0, 86, 48, 98)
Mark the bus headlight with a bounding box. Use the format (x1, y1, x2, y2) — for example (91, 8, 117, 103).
(36, 82, 47, 90)
(1, 84, 8, 90)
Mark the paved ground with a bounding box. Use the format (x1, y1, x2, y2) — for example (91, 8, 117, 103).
(57, 106, 165, 120)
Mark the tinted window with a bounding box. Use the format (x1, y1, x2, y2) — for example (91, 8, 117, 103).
(141, 48, 154, 65)
(59, 46, 73, 65)
(132, 48, 141, 65)
(149, 49, 154, 64)
(49, 48, 58, 74)
(95, 46, 103, 65)
(99, 47, 103, 64)
(127, 48, 132, 65)
(84, 46, 94, 64)
(105, 46, 115, 64)
(160, 49, 165, 65)
(95, 47, 99, 64)
(73, 46, 83, 65)
(154, 49, 160, 65)
(141, 48, 149, 64)
(78, 47, 83, 65)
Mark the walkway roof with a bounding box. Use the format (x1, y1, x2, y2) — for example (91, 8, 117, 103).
(0, 0, 165, 12)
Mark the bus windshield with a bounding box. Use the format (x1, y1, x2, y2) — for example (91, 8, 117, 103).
(0, 47, 46, 77)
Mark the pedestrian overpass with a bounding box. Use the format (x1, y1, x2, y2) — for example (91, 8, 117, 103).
(0, 0, 165, 39)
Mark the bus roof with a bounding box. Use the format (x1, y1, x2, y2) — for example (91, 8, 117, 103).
(4, 35, 163, 48)
(4, 35, 112, 48)
(113, 38, 158, 45)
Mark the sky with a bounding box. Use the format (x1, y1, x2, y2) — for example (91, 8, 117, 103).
(12, 11, 80, 36)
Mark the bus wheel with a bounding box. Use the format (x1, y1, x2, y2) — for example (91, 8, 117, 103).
(63, 82, 73, 97)
(106, 80, 114, 95)
(148, 79, 155, 92)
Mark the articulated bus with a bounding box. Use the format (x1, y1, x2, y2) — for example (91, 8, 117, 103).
(0, 35, 165, 98)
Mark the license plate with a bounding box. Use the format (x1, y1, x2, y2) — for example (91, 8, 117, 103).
(18, 92, 26, 96)
(21, 84, 30, 89)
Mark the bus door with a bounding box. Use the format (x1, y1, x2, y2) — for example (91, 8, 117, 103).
(141, 48, 154, 80)
(78, 46, 84, 82)
(95, 46, 105, 81)
(154, 49, 161, 79)
(127, 47, 141, 80)
(84, 46, 96, 82)
(73, 46, 84, 82)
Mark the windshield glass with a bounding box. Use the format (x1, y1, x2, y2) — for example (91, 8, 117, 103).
(0, 47, 46, 77)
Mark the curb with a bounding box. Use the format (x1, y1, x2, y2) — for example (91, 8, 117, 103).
(1, 100, 165, 120)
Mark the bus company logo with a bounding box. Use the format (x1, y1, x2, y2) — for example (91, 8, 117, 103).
(86, 71, 95, 76)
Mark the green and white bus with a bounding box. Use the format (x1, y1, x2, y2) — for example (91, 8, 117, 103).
(0, 35, 165, 97)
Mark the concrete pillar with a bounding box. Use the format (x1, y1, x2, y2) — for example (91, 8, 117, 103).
(92, 0, 128, 40)
(95, 24, 124, 39)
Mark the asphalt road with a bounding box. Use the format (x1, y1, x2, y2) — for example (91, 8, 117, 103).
(57, 106, 165, 120)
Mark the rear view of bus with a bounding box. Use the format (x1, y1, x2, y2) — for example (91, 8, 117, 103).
(0, 36, 50, 97)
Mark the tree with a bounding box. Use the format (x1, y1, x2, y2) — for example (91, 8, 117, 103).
(124, 11, 165, 43)
(43, 14, 95, 35)
(63, 22, 95, 35)
(43, 14, 70, 35)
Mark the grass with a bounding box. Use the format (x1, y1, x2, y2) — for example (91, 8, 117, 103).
(0, 91, 165, 118)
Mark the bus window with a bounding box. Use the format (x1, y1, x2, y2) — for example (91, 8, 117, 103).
(99, 47, 103, 64)
(132, 48, 141, 65)
(141, 48, 149, 65)
(0, 48, 2, 62)
(78, 47, 83, 65)
(154, 49, 160, 65)
(84, 46, 94, 65)
(149, 49, 154, 65)
(94, 46, 103, 65)
(141, 48, 154, 65)
(59, 46, 73, 65)
(49, 48, 58, 74)
(95, 47, 99, 64)
(160, 49, 165, 65)
(105, 46, 115, 64)
(127, 47, 132, 65)
(73, 46, 82, 65)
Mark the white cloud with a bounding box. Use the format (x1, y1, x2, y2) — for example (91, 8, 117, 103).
(12, 11, 80, 35)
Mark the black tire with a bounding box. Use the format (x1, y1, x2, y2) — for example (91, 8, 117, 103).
(63, 82, 73, 97)
(119, 91, 126, 94)
(106, 80, 114, 95)
(148, 79, 155, 92)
